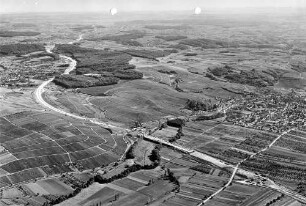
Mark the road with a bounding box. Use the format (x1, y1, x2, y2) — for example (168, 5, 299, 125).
(199, 164, 239, 205)
(35, 77, 84, 120)
(34, 35, 306, 204)
(34, 35, 122, 131)
(142, 132, 306, 204)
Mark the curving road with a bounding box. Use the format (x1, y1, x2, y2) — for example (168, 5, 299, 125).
(34, 34, 120, 131)
(34, 35, 306, 204)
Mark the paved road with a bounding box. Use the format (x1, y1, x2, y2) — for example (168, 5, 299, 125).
(35, 35, 121, 131)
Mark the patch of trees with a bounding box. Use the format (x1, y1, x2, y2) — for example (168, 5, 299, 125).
(123, 49, 174, 60)
(78, 87, 108, 96)
(43, 145, 162, 205)
(95, 149, 162, 184)
(53, 74, 119, 88)
(265, 194, 285, 206)
(54, 44, 137, 74)
(71, 25, 98, 31)
(166, 49, 178, 54)
(97, 30, 145, 41)
(0, 31, 40, 37)
(205, 73, 218, 81)
(28, 52, 60, 60)
(125, 143, 136, 159)
(224, 69, 275, 87)
(53, 44, 149, 88)
(208, 65, 276, 87)
(58, 63, 70, 67)
(209, 65, 234, 77)
(195, 112, 225, 121)
(155, 35, 187, 41)
(95, 25, 106, 29)
(184, 53, 197, 56)
(180, 38, 236, 49)
(94, 164, 143, 184)
(157, 69, 177, 75)
(169, 127, 183, 143)
(185, 99, 217, 111)
(113, 69, 143, 80)
(0, 64, 7, 70)
(163, 168, 180, 191)
(53, 44, 91, 55)
(167, 118, 185, 128)
(145, 25, 190, 30)
(241, 158, 306, 183)
(120, 40, 143, 47)
(12, 23, 36, 28)
(149, 145, 161, 163)
(0, 44, 45, 56)
(88, 30, 145, 46)
(168, 44, 189, 50)
(296, 183, 306, 195)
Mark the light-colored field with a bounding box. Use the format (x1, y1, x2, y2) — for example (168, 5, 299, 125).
(37, 178, 73, 195)
(25, 182, 50, 195)
(2, 187, 23, 199)
(113, 178, 146, 191)
(0, 152, 17, 166)
(133, 140, 155, 165)
(56, 183, 106, 206)
(79, 186, 124, 206)
(0, 87, 44, 117)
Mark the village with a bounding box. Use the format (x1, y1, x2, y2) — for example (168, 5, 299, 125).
(226, 89, 306, 133)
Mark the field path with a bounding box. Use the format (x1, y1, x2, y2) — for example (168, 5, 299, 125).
(199, 163, 239, 205)
(143, 130, 306, 204)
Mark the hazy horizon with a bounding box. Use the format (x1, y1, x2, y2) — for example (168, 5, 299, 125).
(1, 0, 306, 14)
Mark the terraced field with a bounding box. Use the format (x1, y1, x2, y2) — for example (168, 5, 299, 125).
(0, 111, 127, 187)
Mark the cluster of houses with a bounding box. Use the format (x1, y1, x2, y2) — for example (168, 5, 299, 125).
(0, 63, 59, 87)
(226, 91, 306, 133)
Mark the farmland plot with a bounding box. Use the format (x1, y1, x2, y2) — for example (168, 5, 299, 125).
(0, 111, 125, 187)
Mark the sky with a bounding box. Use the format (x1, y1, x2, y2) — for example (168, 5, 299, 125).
(0, 0, 306, 13)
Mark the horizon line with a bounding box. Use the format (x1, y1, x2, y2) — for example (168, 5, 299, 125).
(1, 6, 306, 15)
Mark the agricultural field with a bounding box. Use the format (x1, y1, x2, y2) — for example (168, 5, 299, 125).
(57, 168, 174, 206)
(241, 128, 306, 185)
(159, 155, 230, 206)
(156, 122, 272, 164)
(0, 111, 126, 185)
(1, 7, 306, 206)
(88, 79, 190, 126)
(205, 184, 282, 206)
